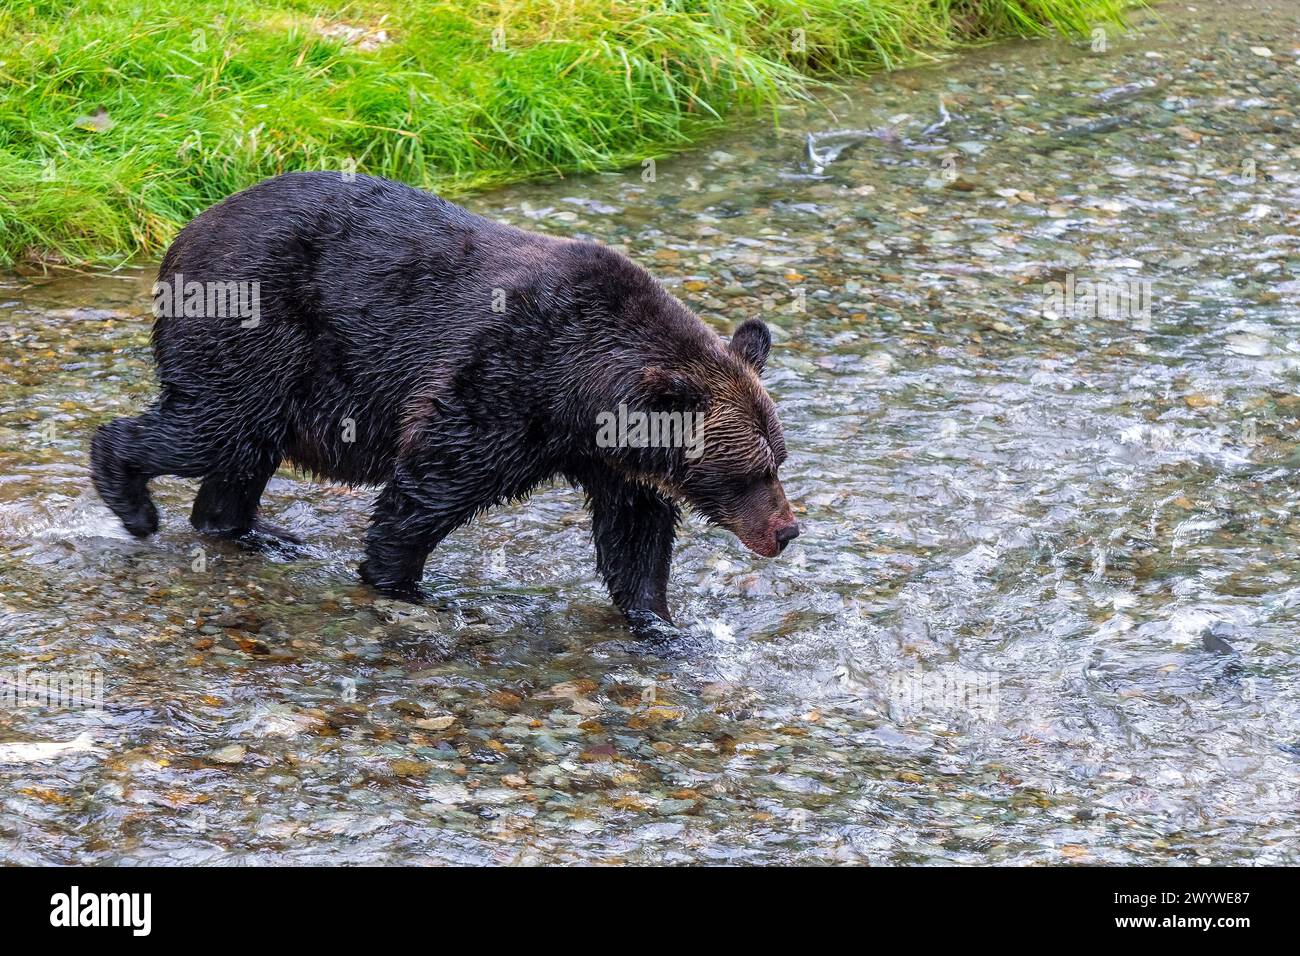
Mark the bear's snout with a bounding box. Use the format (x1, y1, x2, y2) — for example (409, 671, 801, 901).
(736, 514, 799, 558)
(773, 520, 800, 553)
(731, 485, 800, 557)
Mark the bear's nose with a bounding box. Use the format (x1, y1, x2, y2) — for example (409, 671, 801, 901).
(774, 522, 800, 552)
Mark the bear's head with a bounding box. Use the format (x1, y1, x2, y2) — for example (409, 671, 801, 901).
(632, 319, 800, 558)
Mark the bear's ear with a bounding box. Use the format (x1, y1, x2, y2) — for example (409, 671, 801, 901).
(639, 366, 704, 410)
(729, 319, 771, 373)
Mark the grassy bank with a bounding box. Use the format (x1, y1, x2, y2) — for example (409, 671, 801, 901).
(0, 0, 1126, 265)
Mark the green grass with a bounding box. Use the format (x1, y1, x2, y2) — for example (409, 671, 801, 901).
(0, 0, 1128, 265)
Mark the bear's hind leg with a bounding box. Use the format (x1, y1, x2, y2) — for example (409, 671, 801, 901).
(190, 454, 301, 549)
(91, 410, 203, 537)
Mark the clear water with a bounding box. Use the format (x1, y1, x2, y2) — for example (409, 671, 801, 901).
(2, 0, 1298, 864)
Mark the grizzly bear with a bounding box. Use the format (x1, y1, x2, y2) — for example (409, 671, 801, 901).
(91, 172, 799, 633)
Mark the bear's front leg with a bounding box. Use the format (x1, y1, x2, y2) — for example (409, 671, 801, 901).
(359, 475, 479, 601)
(577, 467, 679, 634)
(360, 434, 542, 600)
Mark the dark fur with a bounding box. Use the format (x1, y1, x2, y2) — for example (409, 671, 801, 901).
(91, 172, 798, 630)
